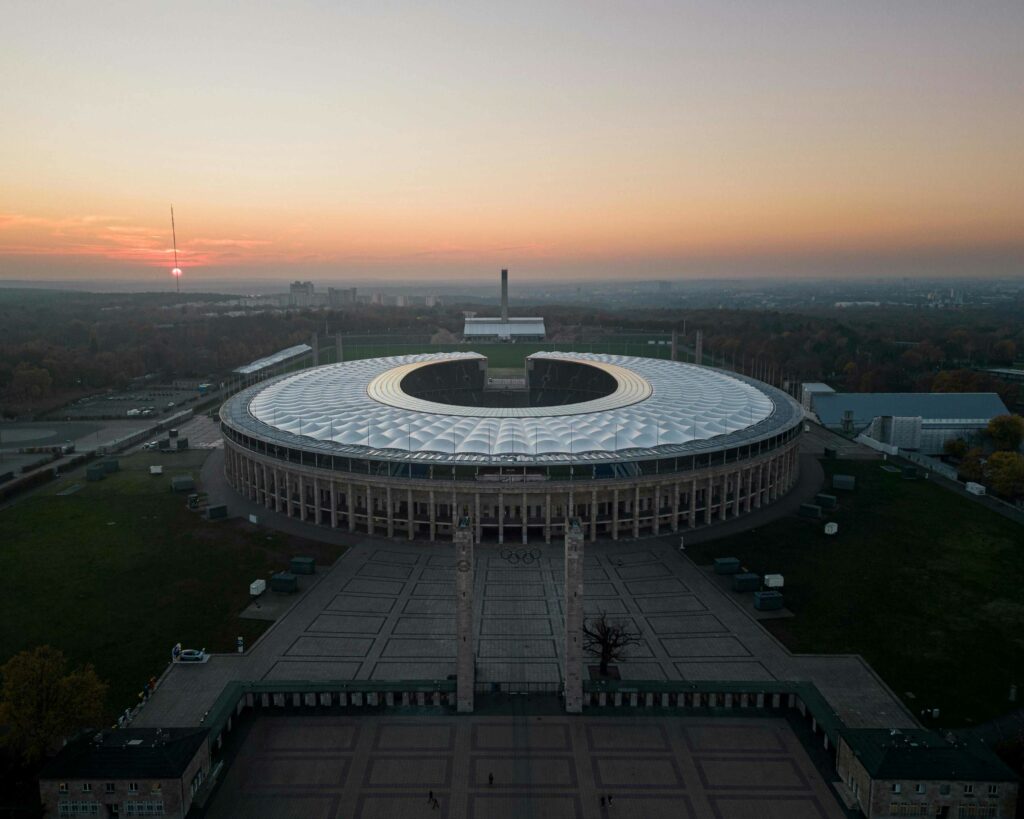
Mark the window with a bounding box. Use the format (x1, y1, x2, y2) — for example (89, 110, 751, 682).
(892, 783, 903, 794)
(916, 784, 926, 794)
(964, 784, 974, 795)
(128, 783, 138, 795)
(940, 784, 951, 795)
(105, 783, 115, 794)
(123, 801, 164, 816)
(987, 785, 998, 796)
(57, 803, 99, 817)
(888, 804, 928, 817)
(81, 784, 92, 793)
(59, 783, 69, 794)
(956, 807, 997, 818)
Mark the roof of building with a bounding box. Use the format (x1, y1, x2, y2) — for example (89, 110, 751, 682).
(222, 351, 802, 465)
(813, 392, 1008, 426)
(463, 317, 546, 338)
(233, 344, 313, 376)
(801, 382, 835, 393)
(842, 729, 1017, 782)
(40, 728, 208, 781)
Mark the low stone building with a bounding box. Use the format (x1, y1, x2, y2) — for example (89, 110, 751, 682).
(39, 728, 210, 818)
(837, 728, 1018, 818)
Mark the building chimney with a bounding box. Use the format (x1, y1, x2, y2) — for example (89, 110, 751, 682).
(500, 269, 509, 323)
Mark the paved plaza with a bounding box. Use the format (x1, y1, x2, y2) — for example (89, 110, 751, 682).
(138, 534, 913, 731)
(205, 713, 846, 819)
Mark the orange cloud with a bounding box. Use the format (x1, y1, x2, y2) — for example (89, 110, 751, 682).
(0, 212, 278, 268)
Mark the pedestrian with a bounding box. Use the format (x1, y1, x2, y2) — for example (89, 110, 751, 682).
(488, 772, 494, 786)
(608, 794, 614, 806)
(427, 790, 433, 803)
(432, 797, 440, 810)
(600, 796, 606, 807)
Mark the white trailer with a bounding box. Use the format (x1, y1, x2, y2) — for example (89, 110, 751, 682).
(965, 482, 986, 496)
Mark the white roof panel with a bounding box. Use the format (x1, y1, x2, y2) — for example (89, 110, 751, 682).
(234, 344, 313, 375)
(243, 352, 778, 458)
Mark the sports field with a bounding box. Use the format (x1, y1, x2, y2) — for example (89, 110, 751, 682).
(0, 450, 347, 716)
(684, 460, 1023, 728)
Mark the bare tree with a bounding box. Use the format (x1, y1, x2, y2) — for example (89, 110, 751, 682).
(582, 611, 641, 676)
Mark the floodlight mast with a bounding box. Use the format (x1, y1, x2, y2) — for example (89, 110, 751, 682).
(170, 205, 181, 293)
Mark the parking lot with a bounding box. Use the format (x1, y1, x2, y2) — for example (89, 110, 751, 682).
(52, 386, 204, 421)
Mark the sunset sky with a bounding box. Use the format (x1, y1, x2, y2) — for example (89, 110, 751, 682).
(1, 1, 1022, 282)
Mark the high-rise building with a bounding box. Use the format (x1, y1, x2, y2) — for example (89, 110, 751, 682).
(289, 281, 315, 307)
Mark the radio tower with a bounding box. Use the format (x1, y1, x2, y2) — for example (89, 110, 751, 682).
(170, 205, 182, 293)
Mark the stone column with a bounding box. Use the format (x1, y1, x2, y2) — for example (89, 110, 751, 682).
(429, 489, 436, 541)
(633, 484, 641, 538)
(347, 483, 356, 532)
(407, 488, 414, 541)
(672, 481, 680, 532)
(612, 488, 619, 540)
(652, 485, 660, 535)
(733, 470, 741, 517)
(455, 518, 475, 713)
(366, 486, 373, 534)
(330, 481, 338, 528)
(522, 491, 528, 545)
(386, 486, 394, 538)
(298, 475, 305, 520)
(704, 477, 713, 525)
(263, 464, 271, 509)
(564, 518, 584, 714)
(688, 479, 697, 528)
(544, 492, 552, 544)
(719, 475, 728, 521)
(313, 477, 320, 523)
(590, 489, 598, 542)
(474, 493, 481, 543)
(497, 491, 504, 545)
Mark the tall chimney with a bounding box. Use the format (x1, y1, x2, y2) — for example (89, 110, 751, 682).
(500, 269, 509, 322)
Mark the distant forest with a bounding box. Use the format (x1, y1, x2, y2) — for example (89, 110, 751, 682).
(0, 288, 1020, 417)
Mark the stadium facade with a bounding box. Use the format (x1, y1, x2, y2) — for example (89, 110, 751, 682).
(220, 352, 803, 542)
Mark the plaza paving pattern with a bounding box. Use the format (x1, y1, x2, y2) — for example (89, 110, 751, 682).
(205, 713, 846, 819)
(137, 538, 913, 731)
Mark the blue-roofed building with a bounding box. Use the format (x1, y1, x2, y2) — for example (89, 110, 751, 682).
(809, 392, 1008, 454)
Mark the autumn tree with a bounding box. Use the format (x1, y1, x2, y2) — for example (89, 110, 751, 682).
(986, 415, 1024, 452)
(943, 438, 968, 459)
(0, 646, 107, 764)
(986, 452, 1024, 498)
(958, 448, 986, 482)
(583, 612, 641, 677)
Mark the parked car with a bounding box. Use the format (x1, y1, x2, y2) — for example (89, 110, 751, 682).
(177, 649, 206, 663)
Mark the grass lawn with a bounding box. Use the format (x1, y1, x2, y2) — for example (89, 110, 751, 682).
(0, 450, 347, 718)
(684, 460, 1023, 728)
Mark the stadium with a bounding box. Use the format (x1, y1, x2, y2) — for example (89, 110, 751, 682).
(220, 351, 804, 542)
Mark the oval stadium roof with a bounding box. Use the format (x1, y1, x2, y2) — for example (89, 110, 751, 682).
(224, 352, 800, 464)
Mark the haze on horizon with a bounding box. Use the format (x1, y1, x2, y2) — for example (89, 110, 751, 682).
(1, 1, 1022, 284)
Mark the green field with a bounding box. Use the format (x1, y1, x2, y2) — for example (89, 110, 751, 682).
(0, 451, 347, 717)
(685, 460, 1023, 728)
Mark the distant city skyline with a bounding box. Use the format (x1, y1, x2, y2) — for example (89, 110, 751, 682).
(1, 1, 1022, 281)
